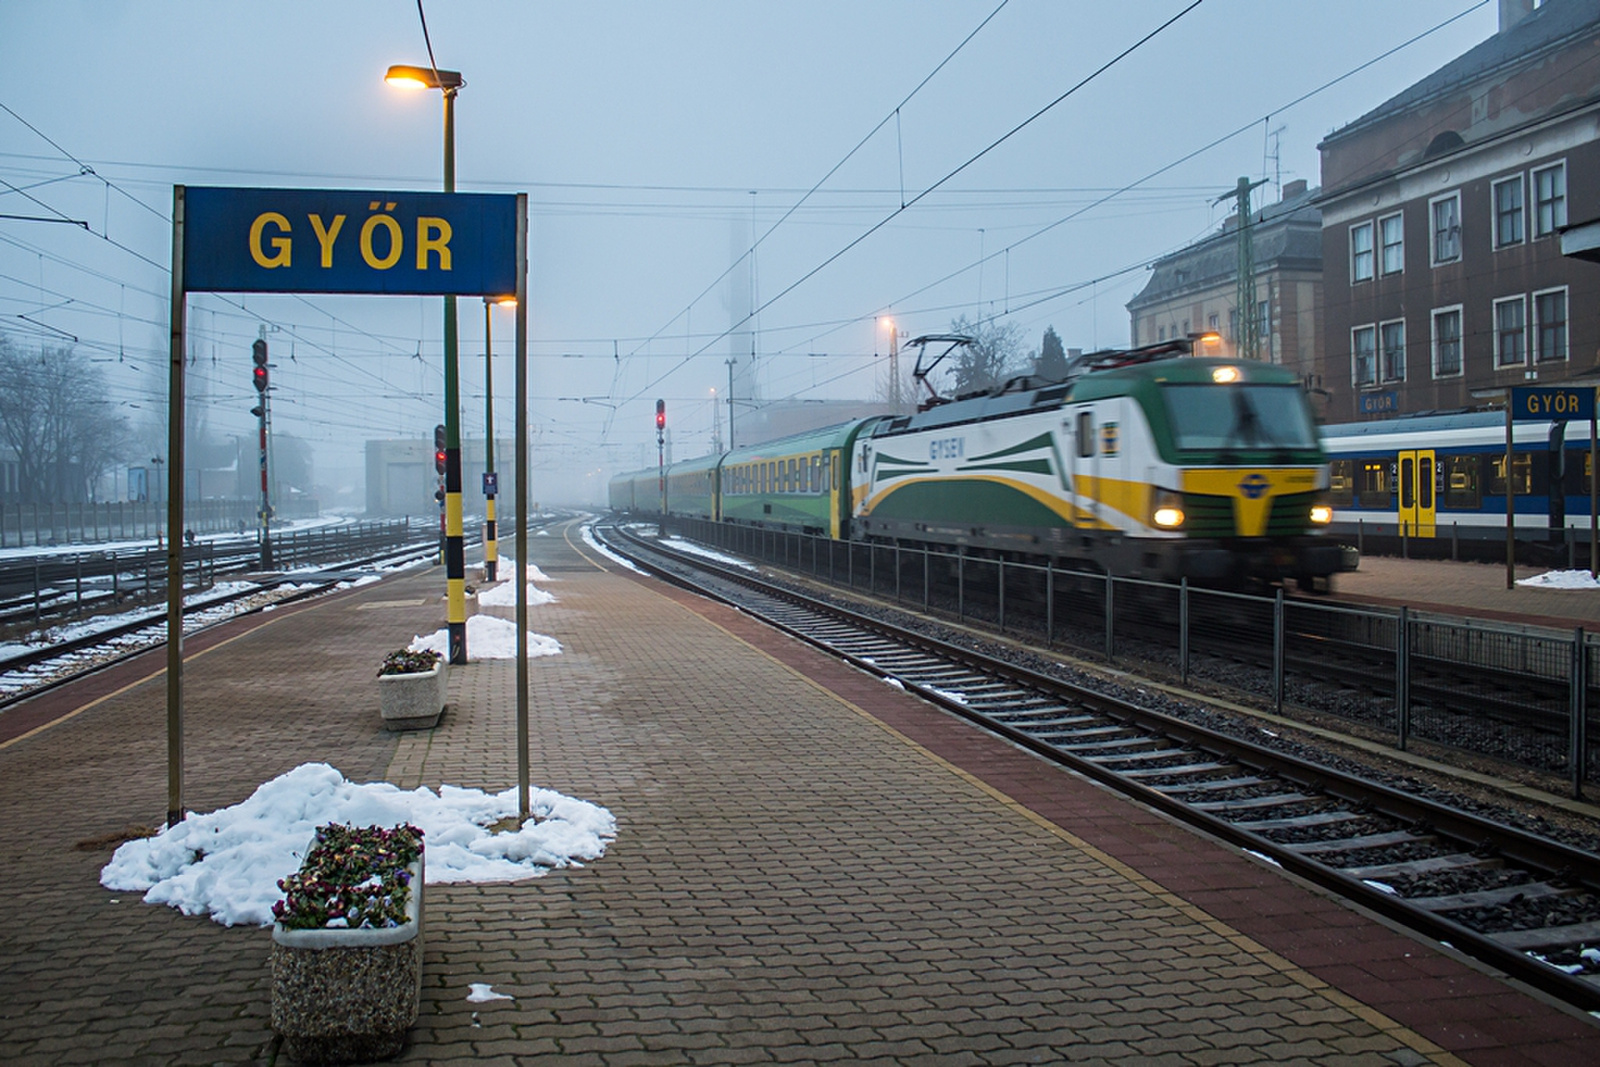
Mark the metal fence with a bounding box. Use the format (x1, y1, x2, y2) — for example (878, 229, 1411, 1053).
(0, 497, 321, 549)
(674, 518, 1598, 798)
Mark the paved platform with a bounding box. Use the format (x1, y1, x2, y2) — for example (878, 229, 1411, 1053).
(1331, 553, 1600, 631)
(2, 520, 1598, 1064)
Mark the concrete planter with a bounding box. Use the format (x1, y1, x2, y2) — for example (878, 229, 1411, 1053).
(377, 659, 447, 730)
(270, 853, 424, 1064)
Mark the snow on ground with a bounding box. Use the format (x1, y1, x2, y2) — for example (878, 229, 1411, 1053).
(662, 536, 758, 571)
(581, 524, 644, 573)
(100, 763, 616, 927)
(477, 580, 556, 608)
(1517, 569, 1600, 589)
(410, 614, 562, 659)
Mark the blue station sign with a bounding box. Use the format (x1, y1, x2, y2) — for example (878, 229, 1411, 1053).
(1511, 385, 1596, 422)
(181, 186, 519, 296)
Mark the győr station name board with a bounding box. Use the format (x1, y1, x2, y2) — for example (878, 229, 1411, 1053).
(182, 186, 518, 296)
(1511, 385, 1596, 422)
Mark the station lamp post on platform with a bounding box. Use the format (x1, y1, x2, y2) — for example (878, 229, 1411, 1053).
(387, 61, 470, 665)
(483, 295, 515, 581)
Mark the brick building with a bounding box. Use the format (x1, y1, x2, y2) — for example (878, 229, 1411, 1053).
(1319, 0, 1600, 422)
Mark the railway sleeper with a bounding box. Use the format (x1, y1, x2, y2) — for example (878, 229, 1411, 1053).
(1491, 920, 1600, 952)
(1190, 792, 1316, 814)
(1232, 810, 1367, 832)
(1408, 882, 1571, 913)
(1343, 853, 1498, 881)
(1119, 761, 1231, 778)
(1151, 775, 1269, 794)
(1080, 747, 1190, 765)
(1050, 735, 1162, 753)
(990, 711, 1097, 729)
(1285, 830, 1433, 854)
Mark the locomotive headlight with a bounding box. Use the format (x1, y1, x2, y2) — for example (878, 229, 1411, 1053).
(1151, 490, 1185, 529)
(1211, 365, 1240, 384)
(1309, 501, 1334, 525)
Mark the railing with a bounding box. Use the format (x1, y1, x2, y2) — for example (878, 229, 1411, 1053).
(675, 517, 1598, 798)
(0, 497, 321, 549)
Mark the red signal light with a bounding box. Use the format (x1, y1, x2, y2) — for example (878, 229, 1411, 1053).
(655, 398, 666, 430)
(252, 364, 268, 393)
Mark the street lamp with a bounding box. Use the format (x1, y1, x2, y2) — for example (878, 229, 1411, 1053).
(483, 295, 514, 581)
(387, 60, 469, 665)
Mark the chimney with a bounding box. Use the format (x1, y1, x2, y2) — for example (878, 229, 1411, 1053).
(1499, 0, 1536, 32)
(1282, 178, 1308, 202)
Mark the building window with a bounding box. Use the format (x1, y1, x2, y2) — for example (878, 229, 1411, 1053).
(1379, 213, 1404, 274)
(1158, 325, 1165, 341)
(1350, 220, 1375, 281)
(1432, 307, 1463, 378)
(1380, 320, 1405, 382)
(1258, 299, 1270, 340)
(1228, 309, 1237, 339)
(1494, 296, 1526, 367)
(1493, 175, 1524, 248)
(1534, 161, 1567, 237)
(1207, 312, 1219, 332)
(1535, 287, 1568, 362)
(1352, 325, 1377, 386)
(1431, 193, 1461, 264)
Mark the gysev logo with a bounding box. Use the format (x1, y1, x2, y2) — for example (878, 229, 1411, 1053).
(1238, 472, 1270, 499)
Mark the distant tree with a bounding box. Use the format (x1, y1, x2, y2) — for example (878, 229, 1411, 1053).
(946, 315, 1026, 396)
(0, 333, 133, 503)
(1035, 326, 1068, 381)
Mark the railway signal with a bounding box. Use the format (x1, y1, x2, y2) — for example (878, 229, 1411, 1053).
(251, 338, 268, 394)
(433, 423, 448, 476)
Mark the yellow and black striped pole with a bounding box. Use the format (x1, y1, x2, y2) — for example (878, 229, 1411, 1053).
(441, 81, 467, 664)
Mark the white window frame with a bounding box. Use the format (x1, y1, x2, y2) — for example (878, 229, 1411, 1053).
(1350, 220, 1375, 282)
(1379, 212, 1404, 275)
(1379, 318, 1406, 383)
(1492, 174, 1525, 249)
(1533, 285, 1569, 363)
(1533, 160, 1567, 238)
(1430, 192, 1462, 266)
(1493, 295, 1527, 368)
(1352, 324, 1377, 387)
(1431, 305, 1464, 379)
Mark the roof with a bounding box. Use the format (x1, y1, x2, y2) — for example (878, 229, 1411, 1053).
(1321, 0, 1600, 148)
(1126, 185, 1322, 310)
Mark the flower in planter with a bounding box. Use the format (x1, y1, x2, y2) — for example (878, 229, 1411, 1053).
(377, 649, 442, 678)
(272, 823, 424, 931)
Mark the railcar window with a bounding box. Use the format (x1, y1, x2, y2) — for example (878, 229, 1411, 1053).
(1160, 384, 1318, 451)
(1076, 411, 1094, 458)
(1357, 461, 1390, 508)
(1442, 455, 1480, 508)
(1488, 453, 1533, 496)
(1328, 460, 1355, 506)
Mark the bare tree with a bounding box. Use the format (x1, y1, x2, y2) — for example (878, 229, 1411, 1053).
(946, 315, 1026, 396)
(0, 333, 133, 503)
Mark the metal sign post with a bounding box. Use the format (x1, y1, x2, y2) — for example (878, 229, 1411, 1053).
(1508, 385, 1598, 590)
(167, 185, 526, 825)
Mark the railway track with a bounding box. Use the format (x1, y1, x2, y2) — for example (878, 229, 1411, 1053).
(595, 521, 1600, 1014)
(0, 540, 440, 710)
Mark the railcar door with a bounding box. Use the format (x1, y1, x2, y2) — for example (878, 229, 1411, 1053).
(1397, 449, 1436, 538)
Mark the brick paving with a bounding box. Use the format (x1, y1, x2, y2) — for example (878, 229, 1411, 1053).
(0, 524, 1595, 1064)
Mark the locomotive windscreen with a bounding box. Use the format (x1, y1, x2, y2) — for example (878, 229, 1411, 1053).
(1160, 384, 1319, 452)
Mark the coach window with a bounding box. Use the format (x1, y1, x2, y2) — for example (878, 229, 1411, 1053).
(1441, 455, 1481, 509)
(1357, 461, 1390, 508)
(1328, 460, 1354, 507)
(1489, 453, 1533, 497)
(1076, 411, 1094, 458)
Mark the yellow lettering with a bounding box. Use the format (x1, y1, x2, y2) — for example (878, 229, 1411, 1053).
(307, 214, 346, 268)
(249, 212, 292, 269)
(359, 211, 403, 270)
(415, 217, 452, 270)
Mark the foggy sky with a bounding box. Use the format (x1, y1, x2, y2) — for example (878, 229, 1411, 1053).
(0, 0, 1498, 503)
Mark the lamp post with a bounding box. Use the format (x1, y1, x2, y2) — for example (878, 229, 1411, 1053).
(387, 61, 469, 665)
(483, 295, 514, 581)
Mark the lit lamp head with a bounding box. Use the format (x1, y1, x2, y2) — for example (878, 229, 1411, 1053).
(385, 64, 464, 92)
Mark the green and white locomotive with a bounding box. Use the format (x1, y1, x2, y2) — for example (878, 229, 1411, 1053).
(609, 336, 1343, 588)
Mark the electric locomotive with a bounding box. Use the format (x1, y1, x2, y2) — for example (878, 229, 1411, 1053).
(609, 337, 1343, 588)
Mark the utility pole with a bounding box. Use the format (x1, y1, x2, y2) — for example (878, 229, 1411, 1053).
(725, 357, 737, 450)
(711, 387, 722, 454)
(1219, 176, 1267, 362)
